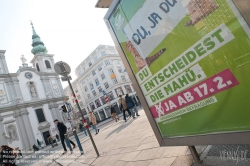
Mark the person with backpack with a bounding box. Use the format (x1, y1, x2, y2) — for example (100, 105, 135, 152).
(54, 119, 76, 154)
(125, 94, 140, 118)
(118, 95, 132, 122)
(79, 122, 87, 136)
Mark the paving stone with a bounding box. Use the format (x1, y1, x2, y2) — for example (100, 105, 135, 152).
(171, 155, 193, 166)
(125, 160, 152, 166)
(134, 148, 160, 161)
(91, 156, 105, 165)
(100, 154, 123, 166)
(111, 160, 128, 166)
(141, 136, 157, 144)
(161, 146, 188, 158)
(148, 157, 177, 166)
(136, 141, 159, 151)
(119, 151, 142, 162)
(120, 145, 140, 154)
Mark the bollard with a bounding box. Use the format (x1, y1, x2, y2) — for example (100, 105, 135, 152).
(73, 129, 84, 155)
(64, 133, 73, 154)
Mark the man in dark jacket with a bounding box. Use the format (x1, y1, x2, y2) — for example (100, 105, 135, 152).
(54, 119, 76, 154)
(125, 94, 140, 118)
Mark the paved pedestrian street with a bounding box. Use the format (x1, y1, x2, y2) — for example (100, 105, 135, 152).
(19, 110, 206, 166)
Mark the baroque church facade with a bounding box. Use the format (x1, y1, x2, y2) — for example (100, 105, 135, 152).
(0, 23, 69, 150)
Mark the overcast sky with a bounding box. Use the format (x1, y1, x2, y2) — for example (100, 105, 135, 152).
(0, 0, 114, 87)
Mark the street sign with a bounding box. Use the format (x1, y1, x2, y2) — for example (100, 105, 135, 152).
(54, 61, 71, 76)
(61, 76, 72, 82)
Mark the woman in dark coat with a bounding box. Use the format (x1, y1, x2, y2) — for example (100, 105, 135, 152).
(110, 104, 119, 122)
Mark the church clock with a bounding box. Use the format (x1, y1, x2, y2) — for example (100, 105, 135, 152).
(25, 72, 33, 79)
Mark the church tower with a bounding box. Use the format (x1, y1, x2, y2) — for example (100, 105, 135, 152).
(30, 22, 55, 73)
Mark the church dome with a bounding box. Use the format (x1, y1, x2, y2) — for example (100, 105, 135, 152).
(30, 22, 48, 55)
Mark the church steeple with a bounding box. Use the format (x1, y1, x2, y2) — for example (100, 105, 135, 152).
(30, 21, 48, 55)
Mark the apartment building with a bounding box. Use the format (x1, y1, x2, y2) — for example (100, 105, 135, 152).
(64, 45, 141, 122)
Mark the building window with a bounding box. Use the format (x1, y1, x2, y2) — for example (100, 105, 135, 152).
(90, 83, 94, 90)
(121, 76, 126, 82)
(98, 86, 102, 93)
(105, 60, 110, 66)
(107, 91, 115, 101)
(100, 96, 106, 104)
(89, 62, 92, 67)
(84, 87, 88, 92)
(98, 65, 102, 71)
(79, 101, 84, 107)
(36, 63, 40, 71)
(108, 69, 114, 74)
(101, 74, 106, 80)
(94, 56, 98, 62)
(35, 109, 46, 123)
(87, 94, 91, 100)
(95, 99, 101, 107)
(115, 87, 124, 96)
(112, 77, 118, 84)
(101, 51, 106, 56)
(95, 79, 99, 86)
(77, 95, 81, 100)
(92, 70, 96, 76)
(104, 82, 109, 89)
(45, 60, 51, 68)
(92, 90, 97, 97)
(118, 68, 123, 73)
(89, 102, 95, 110)
(125, 85, 132, 93)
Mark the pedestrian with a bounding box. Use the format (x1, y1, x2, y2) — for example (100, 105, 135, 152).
(36, 139, 42, 149)
(110, 104, 119, 122)
(118, 95, 132, 122)
(125, 94, 140, 118)
(89, 111, 99, 135)
(0, 145, 17, 166)
(54, 119, 76, 155)
(55, 134, 60, 142)
(79, 123, 87, 136)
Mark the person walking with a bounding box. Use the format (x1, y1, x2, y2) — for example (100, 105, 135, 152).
(125, 94, 140, 118)
(79, 123, 87, 136)
(55, 134, 60, 142)
(36, 139, 42, 149)
(89, 111, 99, 135)
(118, 95, 132, 122)
(54, 119, 76, 154)
(110, 104, 119, 122)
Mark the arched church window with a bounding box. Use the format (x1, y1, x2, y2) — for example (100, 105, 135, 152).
(36, 63, 40, 71)
(45, 60, 51, 68)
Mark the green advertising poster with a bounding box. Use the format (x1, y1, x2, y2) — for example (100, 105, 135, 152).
(109, 0, 250, 138)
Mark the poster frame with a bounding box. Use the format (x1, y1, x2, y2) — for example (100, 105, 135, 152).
(104, 0, 250, 146)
